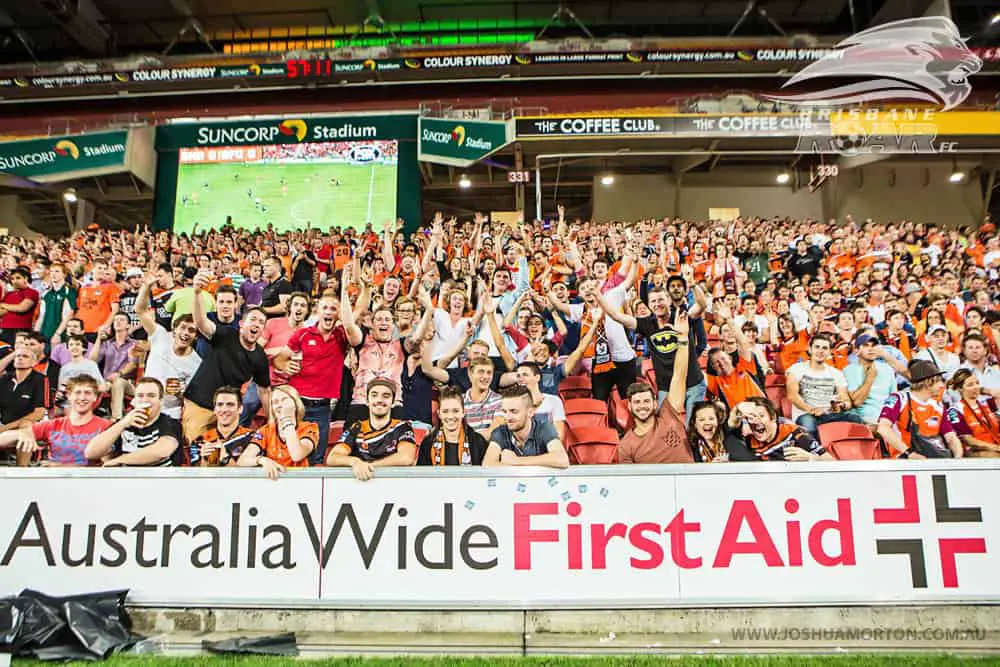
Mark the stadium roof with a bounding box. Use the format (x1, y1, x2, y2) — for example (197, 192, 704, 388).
(0, 0, 997, 64)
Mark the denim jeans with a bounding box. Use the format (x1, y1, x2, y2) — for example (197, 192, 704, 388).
(303, 399, 333, 465)
(240, 381, 261, 427)
(795, 411, 864, 438)
(658, 380, 707, 419)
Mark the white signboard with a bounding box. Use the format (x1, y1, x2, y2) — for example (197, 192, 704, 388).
(0, 464, 997, 607)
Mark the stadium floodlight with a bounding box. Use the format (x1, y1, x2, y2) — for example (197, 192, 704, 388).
(458, 175, 472, 189)
(990, 13, 1000, 26)
(949, 170, 966, 183)
(600, 174, 615, 186)
(62, 188, 78, 203)
(776, 172, 791, 184)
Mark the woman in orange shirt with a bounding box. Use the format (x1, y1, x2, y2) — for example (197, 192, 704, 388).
(238, 384, 317, 478)
(771, 314, 809, 374)
(946, 369, 1000, 457)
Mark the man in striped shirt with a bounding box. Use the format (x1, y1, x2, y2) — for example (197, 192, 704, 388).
(463, 357, 505, 438)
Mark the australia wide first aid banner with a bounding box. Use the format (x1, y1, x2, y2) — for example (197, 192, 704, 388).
(0, 464, 997, 608)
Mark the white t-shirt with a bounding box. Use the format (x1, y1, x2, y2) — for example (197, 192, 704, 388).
(734, 313, 769, 337)
(914, 348, 961, 381)
(432, 308, 471, 367)
(144, 324, 203, 419)
(786, 361, 848, 419)
(568, 284, 635, 363)
(535, 393, 566, 424)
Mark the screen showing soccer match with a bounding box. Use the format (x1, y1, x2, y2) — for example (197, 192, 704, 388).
(172, 140, 398, 234)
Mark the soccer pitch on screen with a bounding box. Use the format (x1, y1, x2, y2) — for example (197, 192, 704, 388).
(172, 140, 398, 234)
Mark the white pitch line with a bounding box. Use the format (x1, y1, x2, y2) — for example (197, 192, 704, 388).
(366, 164, 376, 227)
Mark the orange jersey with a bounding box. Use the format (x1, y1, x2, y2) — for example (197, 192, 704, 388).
(252, 421, 317, 468)
(706, 356, 765, 408)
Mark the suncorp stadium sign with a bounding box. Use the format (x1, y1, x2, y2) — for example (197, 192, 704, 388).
(156, 114, 417, 150)
(418, 117, 514, 167)
(0, 131, 129, 180)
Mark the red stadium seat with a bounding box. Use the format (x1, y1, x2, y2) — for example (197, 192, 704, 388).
(564, 398, 609, 429)
(559, 375, 593, 401)
(608, 388, 633, 432)
(818, 422, 882, 460)
(764, 374, 792, 420)
(641, 358, 657, 392)
(328, 420, 345, 446)
(566, 425, 619, 465)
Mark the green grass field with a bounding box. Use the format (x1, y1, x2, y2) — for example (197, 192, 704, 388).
(24, 656, 1000, 667)
(173, 161, 397, 235)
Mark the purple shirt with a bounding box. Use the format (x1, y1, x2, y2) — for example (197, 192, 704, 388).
(96, 337, 137, 378)
(51, 343, 72, 367)
(239, 280, 266, 307)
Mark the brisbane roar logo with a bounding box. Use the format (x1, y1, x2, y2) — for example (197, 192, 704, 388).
(451, 126, 466, 146)
(53, 140, 79, 159)
(278, 119, 308, 142)
(769, 16, 981, 111)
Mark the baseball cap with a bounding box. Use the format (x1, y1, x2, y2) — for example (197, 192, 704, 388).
(928, 324, 948, 336)
(125, 267, 143, 279)
(854, 332, 878, 348)
(904, 283, 922, 296)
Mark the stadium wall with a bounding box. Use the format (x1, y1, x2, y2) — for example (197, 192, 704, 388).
(152, 113, 420, 234)
(0, 194, 43, 239)
(593, 164, 984, 225)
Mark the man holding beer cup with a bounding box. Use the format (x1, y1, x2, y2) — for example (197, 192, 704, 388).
(189, 386, 254, 466)
(85, 377, 182, 466)
(135, 275, 202, 420)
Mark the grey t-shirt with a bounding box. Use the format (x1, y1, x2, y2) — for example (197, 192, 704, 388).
(490, 415, 559, 457)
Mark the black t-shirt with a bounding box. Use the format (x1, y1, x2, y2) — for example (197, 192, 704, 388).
(119, 289, 139, 326)
(417, 425, 488, 465)
(151, 287, 176, 330)
(112, 412, 182, 466)
(184, 326, 271, 409)
(292, 251, 316, 283)
(635, 311, 705, 391)
(0, 370, 46, 424)
(786, 251, 821, 278)
(401, 359, 434, 425)
(261, 278, 293, 316)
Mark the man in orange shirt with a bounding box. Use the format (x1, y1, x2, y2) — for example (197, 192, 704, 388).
(75, 259, 122, 342)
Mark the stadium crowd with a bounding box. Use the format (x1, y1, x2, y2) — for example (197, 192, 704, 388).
(0, 208, 998, 477)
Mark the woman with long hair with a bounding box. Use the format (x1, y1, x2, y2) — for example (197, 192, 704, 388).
(687, 400, 730, 462)
(238, 384, 317, 478)
(770, 313, 809, 374)
(945, 369, 1000, 458)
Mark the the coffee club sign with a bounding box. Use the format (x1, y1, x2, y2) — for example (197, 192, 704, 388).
(418, 117, 514, 167)
(156, 114, 417, 151)
(0, 131, 128, 181)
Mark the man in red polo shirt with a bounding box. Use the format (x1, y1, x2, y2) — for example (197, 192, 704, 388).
(0, 268, 40, 346)
(275, 266, 363, 464)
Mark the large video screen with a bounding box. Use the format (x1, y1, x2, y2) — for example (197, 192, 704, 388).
(172, 140, 398, 234)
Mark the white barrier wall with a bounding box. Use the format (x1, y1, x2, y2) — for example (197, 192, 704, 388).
(1, 462, 997, 608)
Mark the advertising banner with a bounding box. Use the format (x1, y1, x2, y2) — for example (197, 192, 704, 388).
(1, 464, 996, 608)
(0, 131, 129, 181)
(418, 117, 514, 167)
(156, 114, 417, 151)
(515, 114, 834, 139)
(2, 47, 998, 94)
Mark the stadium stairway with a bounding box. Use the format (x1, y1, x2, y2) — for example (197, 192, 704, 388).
(129, 605, 1000, 656)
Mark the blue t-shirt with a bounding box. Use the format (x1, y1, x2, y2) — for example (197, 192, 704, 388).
(490, 415, 559, 457)
(844, 360, 897, 424)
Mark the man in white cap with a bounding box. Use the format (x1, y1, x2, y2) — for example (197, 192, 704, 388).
(914, 324, 960, 381)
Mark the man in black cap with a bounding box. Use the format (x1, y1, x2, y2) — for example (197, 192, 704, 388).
(877, 359, 963, 459)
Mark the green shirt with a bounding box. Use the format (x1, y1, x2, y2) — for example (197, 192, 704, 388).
(40, 284, 77, 340)
(165, 287, 215, 322)
(743, 252, 770, 286)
